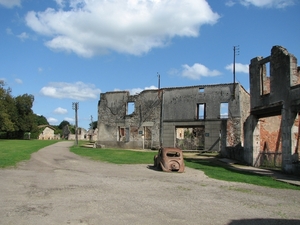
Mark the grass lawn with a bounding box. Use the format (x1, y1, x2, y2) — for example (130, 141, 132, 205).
(71, 143, 157, 164)
(71, 142, 300, 190)
(0, 139, 60, 168)
(184, 158, 300, 190)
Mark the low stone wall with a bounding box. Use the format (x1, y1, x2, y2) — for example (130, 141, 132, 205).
(224, 146, 245, 163)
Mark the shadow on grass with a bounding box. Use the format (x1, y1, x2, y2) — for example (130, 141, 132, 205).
(228, 218, 300, 225)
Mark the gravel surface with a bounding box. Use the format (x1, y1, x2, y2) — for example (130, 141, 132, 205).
(0, 141, 300, 225)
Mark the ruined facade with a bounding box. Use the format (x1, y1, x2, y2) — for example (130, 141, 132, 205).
(97, 83, 250, 154)
(38, 125, 60, 140)
(244, 46, 300, 173)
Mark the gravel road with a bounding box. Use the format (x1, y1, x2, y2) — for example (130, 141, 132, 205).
(0, 141, 300, 225)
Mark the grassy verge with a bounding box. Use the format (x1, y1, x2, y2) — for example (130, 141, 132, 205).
(0, 139, 60, 168)
(185, 158, 300, 190)
(70, 143, 157, 164)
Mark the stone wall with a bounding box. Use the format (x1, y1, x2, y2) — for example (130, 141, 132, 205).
(246, 46, 300, 174)
(97, 83, 250, 154)
(38, 126, 58, 140)
(97, 90, 161, 149)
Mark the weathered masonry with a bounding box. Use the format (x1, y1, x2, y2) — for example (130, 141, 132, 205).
(97, 83, 250, 154)
(244, 46, 300, 174)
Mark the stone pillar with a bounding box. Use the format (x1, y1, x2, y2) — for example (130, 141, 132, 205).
(249, 57, 263, 108)
(244, 115, 260, 166)
(281, 107, 297, 173)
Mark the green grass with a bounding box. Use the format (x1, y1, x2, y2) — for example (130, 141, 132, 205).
(0, 139, 60, 168)
(71, 144, 157, 164)
(184, 158, 300, 190)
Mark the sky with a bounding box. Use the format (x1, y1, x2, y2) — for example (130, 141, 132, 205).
(0, 0, 299, 130)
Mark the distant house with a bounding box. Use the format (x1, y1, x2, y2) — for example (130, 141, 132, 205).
(38, 125, 59, 140)
(67, 127, 90, 141)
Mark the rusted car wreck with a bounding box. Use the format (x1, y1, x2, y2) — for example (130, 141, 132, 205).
(154, 147, 185, 173)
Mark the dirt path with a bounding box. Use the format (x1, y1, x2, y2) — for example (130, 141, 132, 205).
(0, 141, 300, 225)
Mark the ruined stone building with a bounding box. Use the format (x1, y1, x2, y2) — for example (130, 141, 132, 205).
(97, 45, 300, 174)
(38, 125, 58, 140)
(244, 46, 300, 174)
(97, 83, 250, 154)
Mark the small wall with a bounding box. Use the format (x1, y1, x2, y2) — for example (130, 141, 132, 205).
(225, 145, 245, 162)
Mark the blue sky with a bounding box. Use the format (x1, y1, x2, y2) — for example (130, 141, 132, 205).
(0, 0, 299, 130)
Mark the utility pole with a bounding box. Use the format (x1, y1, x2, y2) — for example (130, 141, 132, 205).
(72, 102, 79, 146)
(233, 45, 239, 99)
(90, 115, 93, 128)
(157, 72, 160, 89)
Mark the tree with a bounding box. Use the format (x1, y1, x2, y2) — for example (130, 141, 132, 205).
(34, 114, 49, 126)
(58, 120, 70, 130)
(0, 81, 15, 132)
(15, 94, 35, 134)
(0, 82, 39, 139)
(89, 121, 98, 130)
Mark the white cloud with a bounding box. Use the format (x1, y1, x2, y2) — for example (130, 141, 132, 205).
(168, 68, 180, 76)
(225, 1, 236, 7)
(145, 85, 158, 90)
(130, 85, 158, 95)
(0, 0, 21, 8)
(40, 81, 101, 101)
(55, 0, 65, 8)
(17, 32, 29, 41)
(6, 28, 13, 35)
(114, 85, 158, 95)
(38, 67, 43, 73)
(54, 107, 68, 114)
(47, 117, 58, 124)
(25, 0, 219, 57)
(225, 63, 249, 74)
(129, 88, 143, 95)
(115, 85, 158, 95)
(15, 78, 23, 84)
(181, 63, 221, 80)
(230, 0, 295, 8)
(64, 117, 74, 123)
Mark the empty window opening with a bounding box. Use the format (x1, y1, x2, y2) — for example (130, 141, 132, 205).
(260, 62, 270, 95)
(175, 127, 205, 150)
(220, 103, 229, 119)
(118, 127, 130, 142)
(127, 102, 135, 115)
(266, 62, 270, 77)
(118, 127, 125, 141)
(197, 103, 206, 119)
(199, 88, 204, 93)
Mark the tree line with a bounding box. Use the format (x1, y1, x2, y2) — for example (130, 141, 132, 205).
(0, 81, 38, 138)
(0, 81, 74, 139)
(0, 81, 98, 139)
